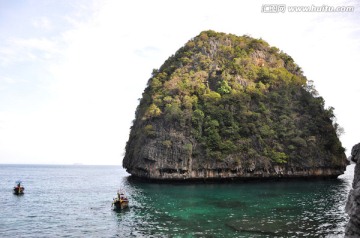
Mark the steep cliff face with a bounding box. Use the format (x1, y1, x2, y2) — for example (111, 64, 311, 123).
(345, 143, 360, 237)
(123, 30, 347, 180)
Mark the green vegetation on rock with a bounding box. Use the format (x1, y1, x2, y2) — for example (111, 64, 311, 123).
(123, 30, 347, 179)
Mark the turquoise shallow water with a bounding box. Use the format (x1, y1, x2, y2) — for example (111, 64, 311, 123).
(0, 164, 354, 237)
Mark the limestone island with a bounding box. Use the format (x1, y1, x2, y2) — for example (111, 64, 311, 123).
(123, 30, 347, 181)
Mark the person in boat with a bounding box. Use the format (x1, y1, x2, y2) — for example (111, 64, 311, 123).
(119, 194, 124, 202)
(14, 181, 24, 194)
(116, 191, 128, 202)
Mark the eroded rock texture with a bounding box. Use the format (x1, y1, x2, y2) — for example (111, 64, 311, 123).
(123, 31, 347, 181)
(345, 143, 360, 237)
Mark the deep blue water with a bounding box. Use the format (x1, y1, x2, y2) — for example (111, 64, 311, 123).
(0, 164, 354, 237)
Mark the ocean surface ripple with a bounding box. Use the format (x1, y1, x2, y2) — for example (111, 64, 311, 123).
(0, 164, 354, 237)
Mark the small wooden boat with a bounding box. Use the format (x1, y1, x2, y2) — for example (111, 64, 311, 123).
(112, 191, 129, 210)
(13, 181, 25, 195)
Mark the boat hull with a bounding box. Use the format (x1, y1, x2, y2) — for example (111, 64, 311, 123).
(113, 200, 129, 210)
(13, 187, 24, 195)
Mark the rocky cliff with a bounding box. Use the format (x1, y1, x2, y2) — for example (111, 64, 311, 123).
(345, 143, 360, 237)
(123, 30, 347, 180)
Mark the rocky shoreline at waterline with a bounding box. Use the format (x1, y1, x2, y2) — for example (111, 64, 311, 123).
(345, 143, 360, 237)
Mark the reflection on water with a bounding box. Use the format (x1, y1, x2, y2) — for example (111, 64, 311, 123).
(0, 164, 354, 237)
(116, 165, 354, 237)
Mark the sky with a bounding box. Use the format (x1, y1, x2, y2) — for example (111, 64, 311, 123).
(0, 0, 359, 165)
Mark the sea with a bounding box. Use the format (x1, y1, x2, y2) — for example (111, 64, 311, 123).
(0, 164, 355, 238)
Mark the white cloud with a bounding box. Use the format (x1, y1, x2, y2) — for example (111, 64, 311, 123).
(32, 17, 52, 30)
(0, 0, 359, 164)
(12, 38, 57, 52)
(0, 37, 62, 67)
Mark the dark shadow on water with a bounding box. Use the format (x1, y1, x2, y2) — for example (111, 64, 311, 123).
(13, 193, 24, 197)
(120, 174, 351, 237)
(206, 199, 247, 209)
(113, 207, 130, 214)
(125, 174, 347, 187)
(257, 192, 281, 198)
(226, 219, 296, 237)
(272, 206, 299, 213)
